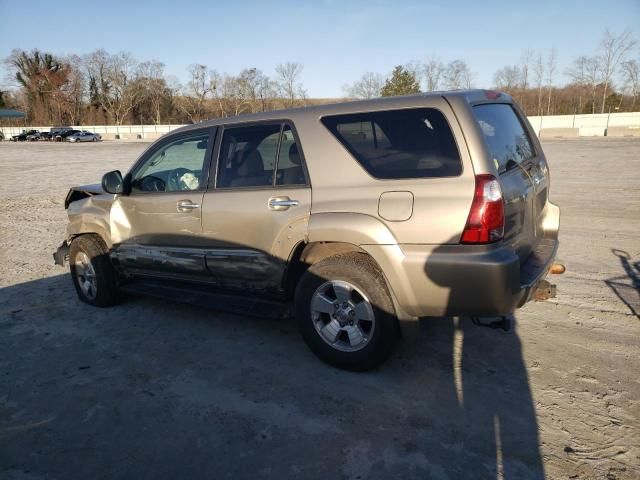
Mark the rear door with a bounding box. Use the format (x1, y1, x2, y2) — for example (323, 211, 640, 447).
(472, 103, 548, 260)
(200, 122, 311, 293)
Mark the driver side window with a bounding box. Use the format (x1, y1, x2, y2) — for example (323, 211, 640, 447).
(131, 132, 209, 193)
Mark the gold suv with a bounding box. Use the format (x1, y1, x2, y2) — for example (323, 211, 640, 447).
(55, 90, 560, 371)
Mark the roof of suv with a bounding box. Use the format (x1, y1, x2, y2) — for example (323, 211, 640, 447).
(173, 89, 512, 134)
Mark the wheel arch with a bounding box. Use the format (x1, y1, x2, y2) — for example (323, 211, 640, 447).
(284, 240, 418, 338)
(67, 221, 112, 249)
(285, 212, 419, 337)
(284, 240, 367, 299)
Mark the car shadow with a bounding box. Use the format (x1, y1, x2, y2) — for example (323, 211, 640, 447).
(2, 264, 544, 479)
(604, 249, 640, 319)
(422, 241, 545, 479)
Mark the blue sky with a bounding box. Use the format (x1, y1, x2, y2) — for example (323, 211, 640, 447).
(0, 0, 638, 97)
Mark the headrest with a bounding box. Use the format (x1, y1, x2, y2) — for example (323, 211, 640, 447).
(288, 143, 301, 165)
(237, 149, 264, 176)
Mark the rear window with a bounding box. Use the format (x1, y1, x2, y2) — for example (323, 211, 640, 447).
(321, 108, 462, 179)
(473, 104, 535, 172)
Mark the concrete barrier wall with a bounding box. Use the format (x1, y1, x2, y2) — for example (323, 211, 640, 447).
(527, 112, 640, 136)
(2, 112, 640, 140)
(539, 128, 579, 139)
(606, 126, 640, 137)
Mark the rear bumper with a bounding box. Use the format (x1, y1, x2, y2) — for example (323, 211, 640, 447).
(364, 238, 559, 318)
(516, 238, 559, 307)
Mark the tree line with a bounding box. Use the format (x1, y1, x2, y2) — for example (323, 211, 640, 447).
(1, 50, 309, 126)
(345, 29, 638, 115)
(1, 28, 637, 126)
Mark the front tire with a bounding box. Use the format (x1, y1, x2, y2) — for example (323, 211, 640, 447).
(70, 235, 119, 307)
(295, 253, 399, 371)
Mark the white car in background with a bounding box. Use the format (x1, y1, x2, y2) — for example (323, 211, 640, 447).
(67, 130, 102, 143)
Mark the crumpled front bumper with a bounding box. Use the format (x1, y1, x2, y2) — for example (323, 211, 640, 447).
(53, 241, 70, 266)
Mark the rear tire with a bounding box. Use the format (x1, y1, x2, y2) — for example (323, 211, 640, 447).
(70, 235, 119, 307)
(295, 253, 399, 371)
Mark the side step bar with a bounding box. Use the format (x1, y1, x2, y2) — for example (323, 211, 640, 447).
(119, 280, 290, 320)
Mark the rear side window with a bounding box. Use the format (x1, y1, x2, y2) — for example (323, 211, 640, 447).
(473, 104, 535, 172)
(217, 124, 281, 188)
(216, 123, 307, 189)
(275, 126, 306, 186)
(321, 108, 462, 179)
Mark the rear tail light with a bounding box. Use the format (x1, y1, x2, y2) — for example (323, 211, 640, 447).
(461, 174, 504, 244)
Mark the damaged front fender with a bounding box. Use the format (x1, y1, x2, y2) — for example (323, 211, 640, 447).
(53, 241, 70, 266)
(55, 184, 115, 266)
(66, 192, 114, 248)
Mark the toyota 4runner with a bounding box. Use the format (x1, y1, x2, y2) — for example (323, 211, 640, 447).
(54, 90, 560, 371)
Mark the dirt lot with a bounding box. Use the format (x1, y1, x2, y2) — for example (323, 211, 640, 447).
(0, 138, 638, 480)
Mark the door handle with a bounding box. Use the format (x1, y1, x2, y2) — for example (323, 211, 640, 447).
(268, 197, 299, 211)
(176, 200, 200, 212)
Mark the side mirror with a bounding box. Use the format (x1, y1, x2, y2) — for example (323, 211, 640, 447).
(102, 170, 123, 194)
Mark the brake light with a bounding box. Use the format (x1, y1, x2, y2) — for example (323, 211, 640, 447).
(461, 174, 504, 244)
(485, 90, 501, 99)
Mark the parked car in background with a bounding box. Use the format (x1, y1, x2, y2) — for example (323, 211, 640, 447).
(10, 129, 39, 141)
(55, 129, 80, 141)
(42, 126, 72, 141)
(27, 131, 43, 141)
(54, 90, 561, 371)
(67, 130, 102, 143)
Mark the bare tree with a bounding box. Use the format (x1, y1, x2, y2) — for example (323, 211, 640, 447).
(135, 60, 167, 124)
(546, 49, 557, 115)
(597, 29, 637, 113)
(343, 72, 384, 99)
(567, 55, 600, 113)
(237, 68, 260, 113)
(84, 50, 140, 125)
(215, 73, 253, 117)
(103, 52, 139, 125)
(84, 49, 110, 123)
(520, 49, 533, 89)
(423, 57, 444, 91)
(234, 68, 275, 113)
(256, 74, 276, 112)
(58, 54, 85, 124)
(444, 60, 473, 90)
(275, 62, 304, 106)
(177, 64, 213, 123)
(493, 65, 521, 90)
(533, 52, 545, 115)
(621, 59, 639, 110)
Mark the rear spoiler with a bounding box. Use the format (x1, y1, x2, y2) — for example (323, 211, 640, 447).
(64, 183, 104, 209)
(457, 89, 513, 106)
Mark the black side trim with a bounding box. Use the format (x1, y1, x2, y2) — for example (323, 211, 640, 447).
(119, 278, 289, 319)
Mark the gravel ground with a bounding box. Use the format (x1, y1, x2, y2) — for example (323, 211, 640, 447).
(0, 138, 638, 480)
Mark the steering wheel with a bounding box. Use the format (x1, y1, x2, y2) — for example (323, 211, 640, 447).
(137, 175, 165, 192)
(167, 168, 193, 191)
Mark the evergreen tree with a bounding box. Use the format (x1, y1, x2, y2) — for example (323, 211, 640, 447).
(380, 66, 421, 97)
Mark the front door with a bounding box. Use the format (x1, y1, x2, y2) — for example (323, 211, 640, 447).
(110, 127, 216, 279)
(201, 122, 311, 292)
